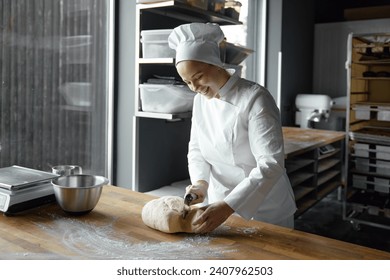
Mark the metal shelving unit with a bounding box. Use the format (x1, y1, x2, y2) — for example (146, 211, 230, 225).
(132, 1, 241, 191)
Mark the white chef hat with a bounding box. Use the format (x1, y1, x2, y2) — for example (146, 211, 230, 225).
(168, 22, 224, 67)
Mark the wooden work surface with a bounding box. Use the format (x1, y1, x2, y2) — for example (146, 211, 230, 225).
(0, 186, 389, 260)
(283, 127, 345, 159)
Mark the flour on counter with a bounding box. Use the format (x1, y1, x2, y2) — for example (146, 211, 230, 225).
(236, 227, 261, 236)
(213, 224, 261, 237)
(1, 212, 237, 260)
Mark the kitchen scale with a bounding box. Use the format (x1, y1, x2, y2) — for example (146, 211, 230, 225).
(0, 165, 59, 214)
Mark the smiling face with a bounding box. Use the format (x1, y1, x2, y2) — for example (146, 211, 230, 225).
(176, 60, 230, 99)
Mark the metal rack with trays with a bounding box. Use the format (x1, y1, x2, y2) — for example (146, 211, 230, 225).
(345, 32, 390, 230)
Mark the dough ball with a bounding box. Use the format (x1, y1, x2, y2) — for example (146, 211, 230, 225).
(141, 196, 203, 233)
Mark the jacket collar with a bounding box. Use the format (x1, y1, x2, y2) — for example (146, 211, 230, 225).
(218, 71, 240, 99)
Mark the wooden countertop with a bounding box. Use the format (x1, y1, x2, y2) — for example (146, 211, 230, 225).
(283, 127, 345, 158)
(1, 185, 389, 260)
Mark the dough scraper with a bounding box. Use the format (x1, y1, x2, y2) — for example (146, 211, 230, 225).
(182, 193, 197, 219)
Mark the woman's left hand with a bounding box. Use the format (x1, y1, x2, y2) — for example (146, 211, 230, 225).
(192, 201, 234, 234)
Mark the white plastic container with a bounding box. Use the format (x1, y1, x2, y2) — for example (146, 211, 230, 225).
(353, 105, 370, 120)
(376, 160, 390, 174)
(353, 143, 390, 160)
(374, 177, 390, 193)
(355, 158, 390, 174)
(140, 29, 175, 58)
(353, 143, 370, 157)
(376, 145, 390, 160)
(139, 84, 195, 113)
(377, 106, 390, 121)
(61, 35, 92, 64)
(354, 158, 370, 172)
(352, 174, 368, 190)
(59, 82, 92, 107)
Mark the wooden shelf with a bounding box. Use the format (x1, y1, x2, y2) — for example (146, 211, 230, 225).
(285, 159, 314, 174)
(353, 59, 390, 65)
(289, 172, 314, 188)
(354, 101, 390, 106)
(352, 76, 390, 81)
(318, 169, 340, 186)
(318, 147, 340, 160)
(293, 186, 315, 201)
(318, 158, 340, 173)
(295, 199, 318, 217)
(317, 180, 342, 200)
(349, 127, 390, 145)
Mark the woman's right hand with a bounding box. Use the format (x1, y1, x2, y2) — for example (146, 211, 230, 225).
(185, 180, 209, 205)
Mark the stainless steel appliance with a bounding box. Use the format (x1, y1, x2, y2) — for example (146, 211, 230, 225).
(0, 165, 59, 214)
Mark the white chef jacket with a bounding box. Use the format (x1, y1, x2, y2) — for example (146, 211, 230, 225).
(188, 73, 297, 225)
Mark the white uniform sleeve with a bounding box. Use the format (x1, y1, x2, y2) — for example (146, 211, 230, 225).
(187, 99, 211, 184)
(224, 91, 286, 219)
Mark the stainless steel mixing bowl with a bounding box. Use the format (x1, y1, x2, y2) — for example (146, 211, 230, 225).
(51, 174, 109, 214)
